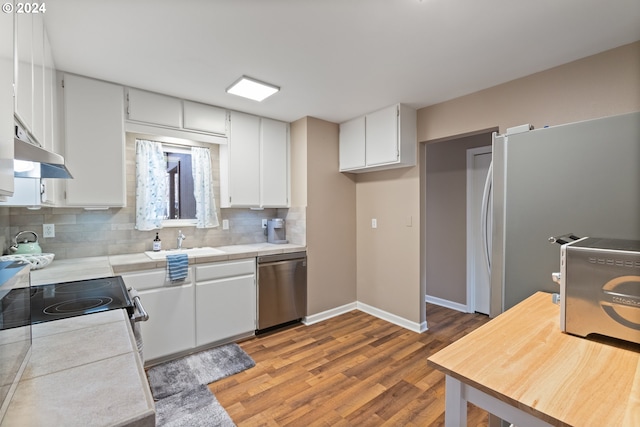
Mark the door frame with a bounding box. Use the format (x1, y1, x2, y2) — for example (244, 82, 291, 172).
(466, 145, 492, 313)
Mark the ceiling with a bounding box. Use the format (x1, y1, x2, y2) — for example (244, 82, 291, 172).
(43, 0, 640, 124)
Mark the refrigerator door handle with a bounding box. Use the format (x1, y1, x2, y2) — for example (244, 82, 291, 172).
(481, 160, 493, 272)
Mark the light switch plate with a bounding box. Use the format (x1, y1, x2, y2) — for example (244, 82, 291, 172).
(371, 218, 377, 229)
(222, 219, 229, 230)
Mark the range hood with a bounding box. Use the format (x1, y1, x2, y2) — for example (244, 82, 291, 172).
(13, 125, 73, 179)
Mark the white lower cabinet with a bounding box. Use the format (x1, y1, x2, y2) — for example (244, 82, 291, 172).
(139, 283, 196, 361)
(121, 258, 256, 363)
(121, 267, 196, 362)
(195, 259, 256, 346)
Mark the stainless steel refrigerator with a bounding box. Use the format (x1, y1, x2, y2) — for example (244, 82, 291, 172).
(489, 111, 640, 317)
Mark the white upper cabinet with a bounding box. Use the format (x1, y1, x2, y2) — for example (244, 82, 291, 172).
(339, 103, 417, 173)
(13, 11, 57, 151)
(63, 74, 126, 207)
(260, 118, 289, 207)
(43, 31, 56, 151)
(14, 13, 32, 134)
(127, 88, 182, 128)
(220, 112, 289, 208)
(125, 89, 228, 144)
(31, 13, 44, 145)
(0, 8, 13, 197)
(339, 116, 366, 171)
(40, 32, 58, 205)
(183, 101, 226, 135)
(221, 111, 261, 207)
(365, 104, 399, 166)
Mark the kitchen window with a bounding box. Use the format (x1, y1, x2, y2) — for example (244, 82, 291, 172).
(135, 138, 218, 230)
(163, 146, 196, 222)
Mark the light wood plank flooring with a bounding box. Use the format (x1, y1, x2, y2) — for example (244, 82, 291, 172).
(210, 304, 491, 426)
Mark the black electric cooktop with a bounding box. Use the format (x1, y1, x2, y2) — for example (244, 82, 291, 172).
(32, 276, 134, 323)
(1, 276, 134, 330)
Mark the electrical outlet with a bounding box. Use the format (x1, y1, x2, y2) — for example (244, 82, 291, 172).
(43, 224, 55, 238)
(222, 219, 229, 230)
(262, 219, 268, 229)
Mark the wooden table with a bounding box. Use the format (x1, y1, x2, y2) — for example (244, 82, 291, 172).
(428, 292, 640, 427)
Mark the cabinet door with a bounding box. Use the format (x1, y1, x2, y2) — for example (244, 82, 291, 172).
(183, 101, 226, 135)
(226, 112, 260, 206)
(195, 275, 256, 346)
(43, 31, 56, 151)
(138, 283, 196, 361)
(15, 13, 32, 133)
(127, 88, 182, 128)
(40, 32, 56, 205)
(64, 74, 126, 207)
(260, 118, 288, 207)
(0, 178, 40, 207)
(365, 104, 399, 167)
(339, 116, 366, 171)
(0, 8, 13, 196)
(31, 13, 44, 145)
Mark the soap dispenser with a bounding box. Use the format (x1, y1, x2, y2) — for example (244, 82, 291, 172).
(153, 232, 161, 252)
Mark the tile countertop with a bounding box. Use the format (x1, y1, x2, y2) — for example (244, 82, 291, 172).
(30, 243, 307, 284)
(2, 310, 155, 427)
(109, 242, 307, 274)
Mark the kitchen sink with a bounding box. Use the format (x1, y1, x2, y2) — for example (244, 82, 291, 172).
(144, 247, 226, 260)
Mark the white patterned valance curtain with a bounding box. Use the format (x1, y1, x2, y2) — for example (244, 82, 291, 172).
(135, 139, 166, 230)
(191, 146, 219, 228)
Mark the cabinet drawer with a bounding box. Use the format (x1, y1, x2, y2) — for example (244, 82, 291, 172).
(195, 259, 255, 282)
(121, 267, 193, 291)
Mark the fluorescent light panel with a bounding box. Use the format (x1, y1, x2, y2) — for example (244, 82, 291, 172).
(226, 76, 279, 102)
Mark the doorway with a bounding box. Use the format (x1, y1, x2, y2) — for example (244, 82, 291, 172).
(466, 146, 492, 315)
(423, 128, 496, 315)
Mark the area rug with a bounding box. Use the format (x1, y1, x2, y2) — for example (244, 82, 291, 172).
(147, 343, 255, 426)
(147, 342, 255, 399)
(154, 384, 235, 427)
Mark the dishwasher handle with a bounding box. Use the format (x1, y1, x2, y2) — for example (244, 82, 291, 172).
(257, 251, 306, 264)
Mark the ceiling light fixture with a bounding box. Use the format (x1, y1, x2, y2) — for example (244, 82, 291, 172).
(226, 76, 280, 102)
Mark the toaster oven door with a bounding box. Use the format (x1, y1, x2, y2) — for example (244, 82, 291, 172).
(565, 249, 640, 344)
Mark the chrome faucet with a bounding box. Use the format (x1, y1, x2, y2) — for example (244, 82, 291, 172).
(177, 230, 186, 249)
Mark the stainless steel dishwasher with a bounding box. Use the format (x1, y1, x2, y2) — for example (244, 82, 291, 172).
(256, 251, 307, 332)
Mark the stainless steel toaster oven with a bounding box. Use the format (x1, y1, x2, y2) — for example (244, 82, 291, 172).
(554, 237, 640, 344)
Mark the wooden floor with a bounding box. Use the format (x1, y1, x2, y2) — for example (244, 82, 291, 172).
(210, 304, 491, 427)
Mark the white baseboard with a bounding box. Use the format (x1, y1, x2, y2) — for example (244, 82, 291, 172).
(425, 295, 469, 313)
(304, 301, 427, 333)
(304, 302, 357, 326)
(357, 301, 428, 333)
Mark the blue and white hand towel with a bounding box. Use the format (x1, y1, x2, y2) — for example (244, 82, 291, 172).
(166, 253, 188, 281)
